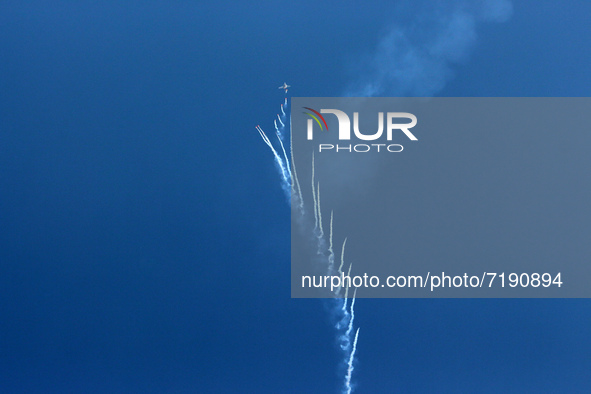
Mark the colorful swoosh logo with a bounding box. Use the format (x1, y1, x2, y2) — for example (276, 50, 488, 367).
(303, 107, 328, 131)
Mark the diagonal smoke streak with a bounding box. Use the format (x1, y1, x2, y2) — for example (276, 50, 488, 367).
(256, 125, 290, 193)
(316, 181, 324, 240)
(257, 96, 293, 199)
(338, 239, 347, 284)
(311, 152, 319, 233)
(290, 114, 304, 212)
(345, 289, 357, 340)
(274, 124, 292, 181)
(342, 263, 352, 312)
(327, 211, 335, 273)
(345, 327, 360, 394)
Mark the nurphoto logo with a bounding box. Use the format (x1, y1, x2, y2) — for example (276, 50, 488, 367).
(304, 107, 418, 153)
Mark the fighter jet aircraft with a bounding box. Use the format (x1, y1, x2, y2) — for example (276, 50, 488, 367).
(278, 82, 291, 93)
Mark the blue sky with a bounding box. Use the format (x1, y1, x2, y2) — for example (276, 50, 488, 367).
(1, 1, 590, 392)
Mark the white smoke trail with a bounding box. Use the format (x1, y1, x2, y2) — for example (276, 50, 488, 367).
(316, 182, 324, 240)
(344, 327, 360, 394)
(345, 289, 357, 340)
(338, 238, 348, 278)
(342, 263, 352, 312)
(256, 95, 293, 197)
(311, 152, 319, 233)
(338, 288, 358, 394)
(341, 289, 360, 394)
(327, 211, 335, 273)
(290, 114, 304, 212)
(256, 125, 290, 192)
(274, 125, 292, 181)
